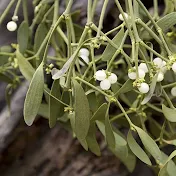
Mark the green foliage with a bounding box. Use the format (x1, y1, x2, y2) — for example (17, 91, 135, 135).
(1, 0, 176, 175)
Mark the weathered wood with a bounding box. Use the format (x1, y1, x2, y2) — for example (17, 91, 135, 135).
(0, 81, 28, 152)
(0, 122, 121, 176)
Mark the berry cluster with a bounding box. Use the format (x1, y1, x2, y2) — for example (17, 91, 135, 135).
(95, 70, 117, 90)
(128, 57, 167, 94)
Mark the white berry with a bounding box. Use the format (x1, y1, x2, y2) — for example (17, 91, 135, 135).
(171, 87, 176, 96)
(100, 79, 111, 90)
(95, 70, 106, 81)
(139, 63, 148, 73)
(119, 12, 129, 21)
(7, 21, 17, 31)
(162, 61, 166, 66)
(79, 55, 89, 66)
(138, 82, 149, 94)
(108, 73, 117, 84)
(172, 62, 176, 73)
(12, 15, 18, 21)
(79, 48, 90, 57)
(157, 72, 164, 82)
(128, 71, 136, 80)
(153, 57, 163, 68)
(138, 69, 146, 78)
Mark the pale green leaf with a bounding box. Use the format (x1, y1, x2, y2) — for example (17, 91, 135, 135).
(16, 49, 35, 81)
(164, 0, 175, 14)
(49, 80, 62, 128)
(134, 126, 162, 162)
(17, 21, 29, 54)
(111, 146, 136, 173)
(162, 104, 176, 122)
(0, 73, 13, 83)
(38, 103, 49, 119)
(90, 103, 108, 122)
(115, 79, 133, 96)
(105, 105, 115, 149)
(102, 27, 124, 61)
(159, 150, 176, 176)
(157, 12, 176, 32)
(127, 130, 152, 165)
(72, 80, 90, 141)
(34, 23, 48, 59)
(86, 123, 101, 156)
(24, 63, 44, 126)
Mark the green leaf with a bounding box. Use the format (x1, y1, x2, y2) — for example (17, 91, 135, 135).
(87, 92, 98, 113)
(17, 21, 29, 54)
(162, 104, 176, 122)
(49, 80, 61, 128)
(102, 27, 124, 61)
(90, 103, 108, 122)
(141, 73, 158, 105)
(34, 23, 48, 59)
(16, 49, 35, 81)
(24, 63, 44, 126)
(86, 123, 101, 156)
(0, 45, 12, 65)
(38, 103, 49, 119)
(72, 80, 90, 142)
(69, 111, 75, 132)
(115, 79, 133, 96)
(96, 120, 127, 151)
(168, 139, 176, 146)
(0, 73, 13, 83)
(111, 147, 136, 172)
(52, 51, 78, 80)
(159, 150, 176, 176)
(167, 160, 176, 176)
(164, 0, 175, 14)
(127, 130, 152, 165)
(134, 126, 162, 162)
(157, 12, 176, 32)
(105, 104, 115, 149)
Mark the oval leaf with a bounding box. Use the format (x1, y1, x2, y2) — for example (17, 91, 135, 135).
(17, 21, 29, 54)
(72, 80, 90, 141)
(16, 49, 35, 81)
(159, 150, 176, 176)
(157, 12, 176, 32)
(90, 103, 108, 122)
(24, 63, 44, 126)
(115, 79, 133, 96)
(102, 27, 124, 61)
(127, 130, 152, 165)
(34, 23, 48, 59)
(86, 123, 101, 156)
(162, 104, 176, 122)
(105, 105, 115, 149)
(134, 126, 162, 162)
(96, 120, 127, 147)
(49, 80, 62, 128)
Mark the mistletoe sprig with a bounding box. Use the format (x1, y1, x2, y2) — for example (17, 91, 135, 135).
(1, 0, 176, 175)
